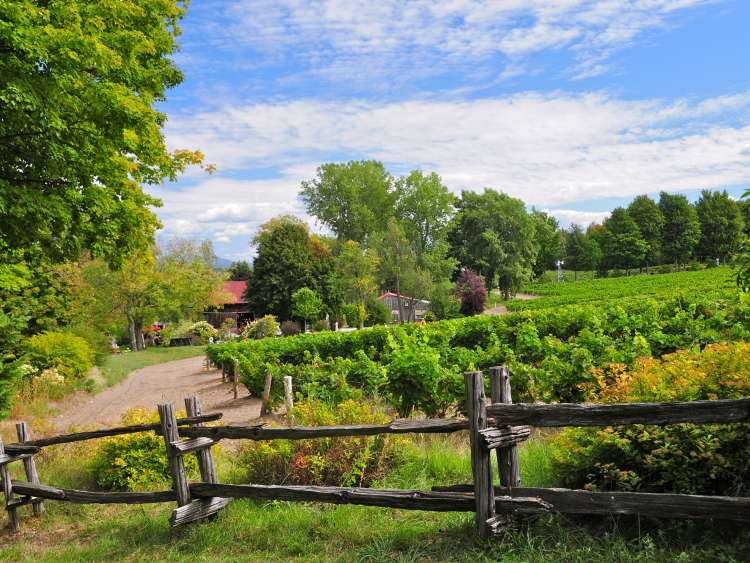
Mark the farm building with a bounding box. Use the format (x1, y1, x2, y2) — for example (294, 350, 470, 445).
(378, 292, 431, 323)
(203, 280, 253, 329)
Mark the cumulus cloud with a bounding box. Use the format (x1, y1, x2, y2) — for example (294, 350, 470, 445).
(544, 209, 611, 228)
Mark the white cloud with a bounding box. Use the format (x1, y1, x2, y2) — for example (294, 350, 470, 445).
(208, 0, 717, 83)
(544, 209, 611, 227)
(157, 89, 750, 249)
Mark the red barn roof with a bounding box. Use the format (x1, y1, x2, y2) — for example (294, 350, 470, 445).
(223, 280, 248, 304)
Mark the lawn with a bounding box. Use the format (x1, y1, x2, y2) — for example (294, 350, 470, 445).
(1, 435, 747, 562)
(100, 345, 206, 387)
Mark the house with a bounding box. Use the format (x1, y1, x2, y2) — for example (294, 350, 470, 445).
(203, 280, 253, 330)
(377, 292, 431, 323)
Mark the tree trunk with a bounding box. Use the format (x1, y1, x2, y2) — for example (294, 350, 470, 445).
(134, 318, 145, 351)
(395, 275, 405, 324)
(128, 317, 136, 350)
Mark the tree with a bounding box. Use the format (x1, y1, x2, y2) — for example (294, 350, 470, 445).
(659, 192, 701, 269)
(227, 261, 252, 281)
(291, 287, 323, 332)
(0, 0, 205, 267)
(336, 240, 380, 324)
(300, 160, 397, 243)
(564, 225, 601, 279)
(530, 210, 562, 278)
(448, 189, 537, 299)
(246, 216, 315, 320)
(601, 208, 647, 273)
(627, 195, 664, 269)
(695, 190, 745, 262)
(377, 218, 432, 323)
(394, 171, 456, 259)
(453, 268, 487, 316)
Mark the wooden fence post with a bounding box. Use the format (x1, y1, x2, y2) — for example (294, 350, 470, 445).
(158, 403, 191, 507)
(465, 370, 495, 539)
(15, 422, 44, 516)
(261, 369, 272, 415)
(232, 359, 240, 400)
(184, 396, 218, 484)
(283, 376, 294, 413)
(0, 437, 19, 532)
(489, 366, 521, 488)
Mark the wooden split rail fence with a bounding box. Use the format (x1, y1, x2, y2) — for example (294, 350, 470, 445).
(1, 367, 749, 537)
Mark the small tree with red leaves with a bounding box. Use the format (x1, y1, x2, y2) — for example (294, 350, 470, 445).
(454, 268, 487, 316)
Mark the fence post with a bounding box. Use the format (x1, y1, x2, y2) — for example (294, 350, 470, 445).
(232, 359, 240, 400)
(184, 396, 218, 484)
(465, 370, 495, 539)
(0, 437, 19, 532)
(158, 403, 191, 507)
(261, 369, 272, 415)
(489, 366, 521, 487)
(283, 376, 294, 413)
(15, 422, 44, 516)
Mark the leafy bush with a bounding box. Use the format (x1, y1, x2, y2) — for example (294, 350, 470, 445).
(67, 324, 111, 365)
(23, 331, 94, 379)
(553, 343, 750, 495)
(365, 298, 392, 326)
(190, 320, 219, 342)
(91, 408, 198, 490)
(313, 318, 330, 332)
(239, 399, 406, 487)
(454, 268, 487, 315)
(280, 320, 301, 336)
(242, 315, 279, 339)
(209, 288, 750, 416)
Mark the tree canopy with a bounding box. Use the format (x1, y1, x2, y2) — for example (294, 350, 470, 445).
(627, 195, 664, 268)
(0, 0, 203, 267)
(695, 190, 744, 262)
(601, 207, 647, 272)
(659, 192, 701, 268)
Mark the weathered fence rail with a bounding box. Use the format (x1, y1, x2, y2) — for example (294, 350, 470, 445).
(1, 366, 748, 538)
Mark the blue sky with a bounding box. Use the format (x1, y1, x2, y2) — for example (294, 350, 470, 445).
(148, 0, 750, 261)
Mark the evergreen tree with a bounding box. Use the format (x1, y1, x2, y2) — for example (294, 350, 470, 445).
(601, 208, 647, 273)
(695, 190, 745, 262)
(627, 195, 665, 269)
(227, 261, 252, 281)
(658, 192, 701, 269)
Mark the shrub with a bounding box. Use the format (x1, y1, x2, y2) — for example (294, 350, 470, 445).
(190, 320, 219, 342)
(23, 331, 94, 379)
(280, 320, 301, 336)
(553, 343, 750, 495)
(67, 324, 111, 365)
(91, 408, 198, 490)
(365, 298, 392, 326)
(313, 319, 330, 332)
(454, 268, 487, 315)
(239, 399, 406, 487)
(242, 315, 279, 339)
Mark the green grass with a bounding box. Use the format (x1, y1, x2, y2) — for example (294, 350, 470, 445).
(100, 345, 206, 387)
(505, 266, 737, 311)
(2, 435, 748, 562)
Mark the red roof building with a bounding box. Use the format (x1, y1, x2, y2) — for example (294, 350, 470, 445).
(203, 280, 252, 329)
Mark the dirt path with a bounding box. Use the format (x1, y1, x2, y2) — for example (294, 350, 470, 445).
(50, 356, 261, 431)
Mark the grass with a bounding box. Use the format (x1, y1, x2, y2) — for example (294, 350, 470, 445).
(99, 345, 206, 387)
(505, 266, 737, 311)
(1, 434, 748, 562)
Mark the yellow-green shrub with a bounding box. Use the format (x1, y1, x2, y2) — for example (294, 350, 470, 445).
(91, 408, 198, 491)
(239, 399, 406, 487)
(23, 331, 94, 379)
(553, 343, 750, 495)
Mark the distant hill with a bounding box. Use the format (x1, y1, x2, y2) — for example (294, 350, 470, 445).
(213, 257, 233, 270)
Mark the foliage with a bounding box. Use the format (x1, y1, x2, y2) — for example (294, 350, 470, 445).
(365, 297, 392, 326)
(553, 343, 750, 495)
(564, 224, 601, 276)
(695, 189, 745, 262)
(300, 160, 397, 243)
(211, 269, 749, 416)
(280, 320, 301, 336)
(23, 331, 94, 379)
(239, 399, 406, 487)
(453, 268, 487, 315)
(448, 189, 537, 299)
(335, 240, 380, 312)
(601, 207, 647, 272)
(66, 324, 111, 366)
(227, 260, 252, 281)
(530, 211, 562, 278)
(91, 408, 197, 490)
(242, 315, 280, 340)
(0, 0, 202, 267)
(189, 320, 218, 342)
(627, 195, 665, 268)
(291, 287, 324, 323)
(659, 192, 701, 268)
(246, 216, 318, 320)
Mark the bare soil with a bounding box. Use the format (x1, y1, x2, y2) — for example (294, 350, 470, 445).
(49, 356, 261, 432)
(484, 292, 539, 316)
